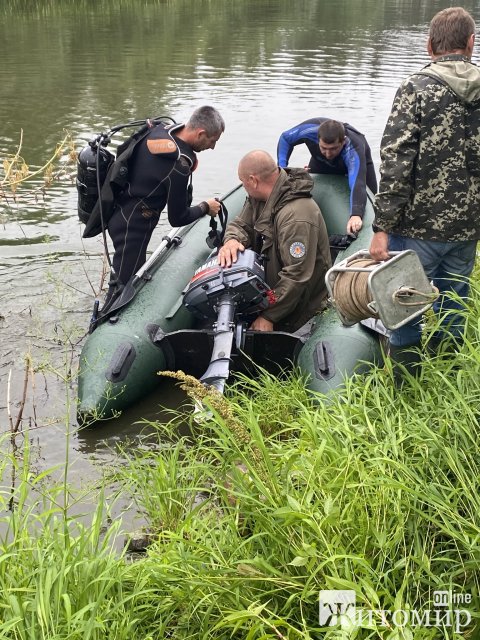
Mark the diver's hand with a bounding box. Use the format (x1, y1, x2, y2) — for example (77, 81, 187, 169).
(347, 215, 363, 234)
(206, 198, 221, 216)
(249, 316, 274, 331)
(218, 239, 245, 267)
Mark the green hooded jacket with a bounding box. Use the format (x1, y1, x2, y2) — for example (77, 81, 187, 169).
(223, 168, 331, 332)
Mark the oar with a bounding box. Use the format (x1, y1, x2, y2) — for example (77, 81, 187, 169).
(102, 225, 186, 317)
(135, 225, 183, 279)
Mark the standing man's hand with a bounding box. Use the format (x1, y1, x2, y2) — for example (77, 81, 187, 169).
(218, 239, 245, 267)
(206, 198, 221, 216)
(249, 316, 274, 331)
(369, 230, 390, 261)
(347, 215, 363, 234)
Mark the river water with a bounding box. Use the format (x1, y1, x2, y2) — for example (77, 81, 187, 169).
(1, 0, 478, 487)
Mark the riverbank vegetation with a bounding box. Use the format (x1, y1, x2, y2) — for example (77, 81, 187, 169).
(0, 130, 76, 215)
(1, 285, 479, 638)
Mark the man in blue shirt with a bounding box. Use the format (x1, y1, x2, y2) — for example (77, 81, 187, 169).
(277, 118, 377, 234)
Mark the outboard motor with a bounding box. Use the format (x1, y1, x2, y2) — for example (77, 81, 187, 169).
(183, 249, 273, 320)
(182, 249, 274, 392)
(152, 248, 307, 392)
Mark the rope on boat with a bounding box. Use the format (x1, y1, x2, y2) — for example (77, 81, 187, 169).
(332, 257, 377, 323)
(393, 287, 439, 306)
(332, 258, 440, 323)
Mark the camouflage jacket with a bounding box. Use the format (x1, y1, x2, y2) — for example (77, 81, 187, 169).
(374, 55, 480, 241)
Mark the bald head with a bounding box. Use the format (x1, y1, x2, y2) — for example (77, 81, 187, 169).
(238, 150, 278, 181)
(237, 150, 280, 201)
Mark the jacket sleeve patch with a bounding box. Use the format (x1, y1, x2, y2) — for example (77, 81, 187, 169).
(289, 241, 306, 258)
(147, 138, 178, 155)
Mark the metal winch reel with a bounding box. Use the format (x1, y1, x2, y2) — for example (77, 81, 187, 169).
(325, 250, 439, 330)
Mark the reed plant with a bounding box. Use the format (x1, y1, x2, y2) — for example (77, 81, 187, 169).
(0, 130, 76, 209)
(0, 267, 157, 639)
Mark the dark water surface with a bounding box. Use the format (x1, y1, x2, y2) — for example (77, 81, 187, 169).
(1, 0, 479, 487)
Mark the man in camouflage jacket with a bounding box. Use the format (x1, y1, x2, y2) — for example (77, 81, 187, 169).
(370, 7, 480, 371)
(218, 150, 331, 333)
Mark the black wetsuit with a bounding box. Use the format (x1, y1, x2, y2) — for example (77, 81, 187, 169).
(107, 123, 208, 286)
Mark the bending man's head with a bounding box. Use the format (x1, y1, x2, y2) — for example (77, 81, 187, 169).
(185, 105, 225, 151)
(318, 120, 346, 160)
(238, 150, 280, 201)
(428, 7, 475, 58)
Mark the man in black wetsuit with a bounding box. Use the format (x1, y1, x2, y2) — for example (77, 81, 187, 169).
(277, 118, 377, 234)
(107, 105, 225, 290)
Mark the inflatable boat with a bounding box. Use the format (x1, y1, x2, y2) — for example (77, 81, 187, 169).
(77, 174, 383, 421)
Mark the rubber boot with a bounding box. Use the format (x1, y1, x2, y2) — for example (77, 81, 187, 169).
(388, 343, 422, 387)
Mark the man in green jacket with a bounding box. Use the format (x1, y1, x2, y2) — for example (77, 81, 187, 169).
(218, 150, 331, 333)
(370, 6, 480, 373)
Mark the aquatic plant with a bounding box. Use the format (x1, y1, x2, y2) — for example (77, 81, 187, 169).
(0, 437, 158, 639)
(0, 129, 76, 208)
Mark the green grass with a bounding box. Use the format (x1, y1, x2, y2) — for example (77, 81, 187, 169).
(1, 283, 480, 638)
(112, 282, 480, 638)
(115, 381, 480, 637)
(0, 442, 157, 639)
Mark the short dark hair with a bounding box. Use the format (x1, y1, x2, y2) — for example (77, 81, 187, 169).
(187, 105, 225, 137)
(429, 7, 475, 55)
(318, 120, 345, 144)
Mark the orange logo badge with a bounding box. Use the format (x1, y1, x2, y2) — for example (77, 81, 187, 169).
(147, 139, 178, 155)
(289, 241, 306, 258)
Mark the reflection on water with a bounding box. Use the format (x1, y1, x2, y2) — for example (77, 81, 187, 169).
(1, 0, 479, 484)
(75, 381, 192, 456)
(1, 235, 60, 246)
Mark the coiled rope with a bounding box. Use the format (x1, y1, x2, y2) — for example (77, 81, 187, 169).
(332, 257, 377, 323)
(393, 287, 439, 306)
(332, 257, 439, 323)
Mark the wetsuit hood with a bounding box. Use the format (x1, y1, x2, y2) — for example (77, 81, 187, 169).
(423, 56, 480, 103)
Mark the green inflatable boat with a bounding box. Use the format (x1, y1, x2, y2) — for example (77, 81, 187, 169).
(77, 174, 383, 421)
